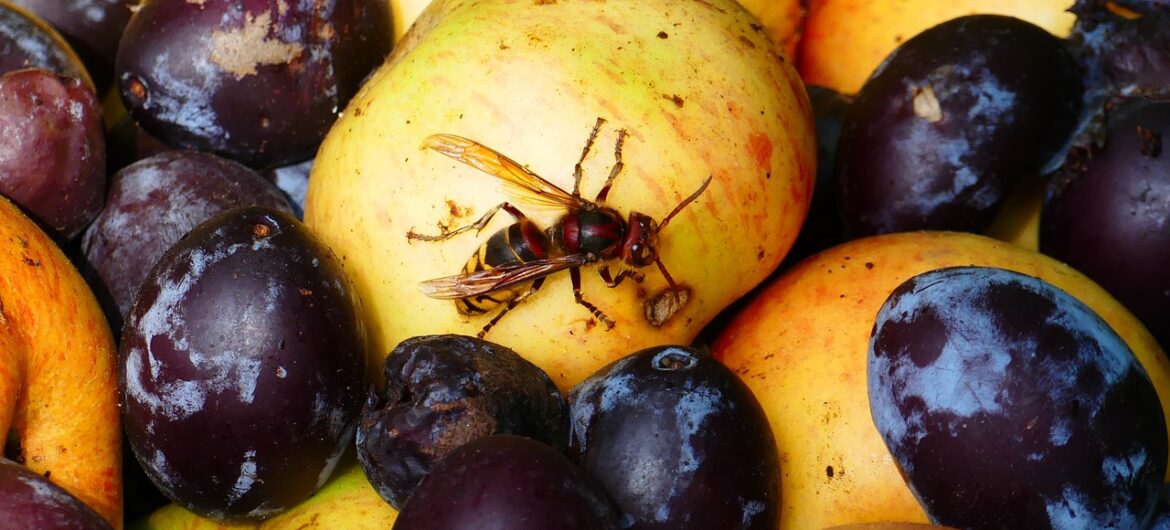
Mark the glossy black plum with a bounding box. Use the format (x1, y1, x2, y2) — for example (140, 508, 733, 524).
(1040, 97, 1170, 351)
(568, 345, 780, 530)
(119, 206, 365, 522)
(835, 15, 1083, 236)
(357, 334, 569, 510)
(115, 0, 392, 168)
(0, 458, 111, 530)
(81, 150, 294, 329)
(9, 0, 133, 89)
(0, 68, 105, 240)
(392, 435, 622, 530)
(0, 2, 90, 84)
(868, 266, 1167, 530)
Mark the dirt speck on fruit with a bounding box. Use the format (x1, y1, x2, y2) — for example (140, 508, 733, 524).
(644, 287, 690, 327)
(912, 84, 943, 123)
(210, 12, 304, 80)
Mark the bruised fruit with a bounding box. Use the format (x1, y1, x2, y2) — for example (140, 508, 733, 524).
(119, 206, 365, 521)
(568, 345, 780, 530)
(356, 334, 568, 509)
(1040, 97, 1170, 351)
(392, 435, 622, 530)
(869, 266, 1167, 529)
(0, 68, 105, 240)
(835, 15, 1082, 236)
(115, 0, 393, 168)
(0, 459, 112, 530)
(82, 150, 294, 328)
(0, 0, 91, 85)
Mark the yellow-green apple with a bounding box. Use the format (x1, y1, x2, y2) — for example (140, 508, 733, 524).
(712, 231, 1170, 530)
(797, 0, 1076, 95)
(305, 0, 815, 389)
(736, 0, 805, 57)
(0, 194, 122, 527)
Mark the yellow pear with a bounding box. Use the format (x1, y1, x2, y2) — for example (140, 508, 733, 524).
(306, 0, 815, 389)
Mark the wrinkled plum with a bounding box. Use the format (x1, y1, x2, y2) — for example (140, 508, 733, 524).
(835, 15, 1083, 236)
(1040, 97, 1170, 351)
(81, 150, 293, 329)
(0, 2, 90, 84)
(392, 435, 622, 530)
(868, 266, 1167, 530)
(1070, 0, 1170, 98)
(0, 458, 111, 530)
(0, 68, 105, 240)
(119, 206, 365, 521)
(568, 345, 780, 530)
(115, 0, 392, 168)
(356, 334, 568, 510)
(9, 0, 133, 89)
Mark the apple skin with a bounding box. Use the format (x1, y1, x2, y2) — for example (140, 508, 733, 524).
(712, 231, 1170, 530)
(306, 0, 815, 389)
(826, 525, 959, 530)
(797, 0, 1076, 95)
(0, 194, 122, 528)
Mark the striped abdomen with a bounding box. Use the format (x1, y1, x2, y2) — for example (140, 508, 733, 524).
(456, 219, 550, 315)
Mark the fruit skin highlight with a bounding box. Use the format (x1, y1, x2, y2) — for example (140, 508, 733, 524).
(306, 0, 815, 390)
(713, 231, 1170, 530)
(0, 194, 122, 528)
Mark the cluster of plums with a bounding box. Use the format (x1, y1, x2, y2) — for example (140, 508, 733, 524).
(0, 0, 1167, 527)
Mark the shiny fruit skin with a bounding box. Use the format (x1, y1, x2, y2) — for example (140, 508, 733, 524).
(392, 435, 622, 530)
(798, 0, 1076, 95)
(0, 458, 112, 530)
(305, 0, 815, 390)
(1040, 97, 1170, 351)
(870, 266, 1166, 529)
(9, 0, 133, 89)
(119, 206, 365, 522)
(115, 0, 393, 168)
(834, 15, 1082, 237)
(711, 231, 1170, 530)
(0, 68, 106, 240)
(0, 0, 92, 86)
(568, 345, 781, 529)
(81, 150, 294, 327)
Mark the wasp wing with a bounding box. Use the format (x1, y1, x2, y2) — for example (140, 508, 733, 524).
(422, 133, 584, 209)
(418, 254, 590, 299)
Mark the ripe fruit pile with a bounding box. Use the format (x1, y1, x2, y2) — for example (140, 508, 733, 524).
(0, 0, 1166, 529)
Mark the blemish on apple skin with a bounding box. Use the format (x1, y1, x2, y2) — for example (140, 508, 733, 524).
(748, 133, 772, 170)
(644, 287, 691, 327)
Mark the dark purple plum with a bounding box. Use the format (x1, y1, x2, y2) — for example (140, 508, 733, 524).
(8, 0, 133, 89)
(392, 435, 622, 530)
(0, 458, 111, 530)
(357, 334, 569, 510)
(0, 68, 105, 240)
(835, 15, 1083, 237)
(115, 0, 392, 168)
(868, 266, 1167, 530)
(568, 345, 780, 530)
(0, 2, 90, 84)
(81, 150, 294, 329)
(119, 206, 365, 522)
(1070, 0, 1170, 98)
(1040, 97, 1170, 351)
